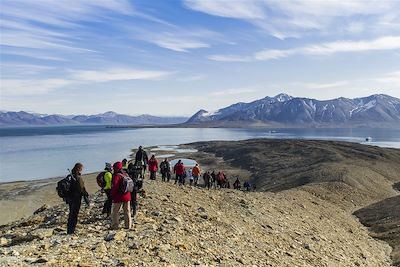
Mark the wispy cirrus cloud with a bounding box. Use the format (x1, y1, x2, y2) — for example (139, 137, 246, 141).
(131, 27, 219, 52)
(1, 78, 74, 96)
(184, 0, 400, 39)
(69, 68, 172, 82)
(1, 68, 173, 96)
(210, 36, 400, 62)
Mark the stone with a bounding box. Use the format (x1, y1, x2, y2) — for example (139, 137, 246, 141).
(304, 243, 314, 252)
(151, 211, 162, 217)
(97, 242, 108, 253)
(30, 228, 54, 239)
(34, 257, 48, 263)
(11, 250, 20, 256)
(33, 204, 49, 214)
(40, 243, 51, 250)
(0, 237, 9, 246)
(172, 216, 182, 223)
(157, 244, 171, 252)
(198, 207, 206, 213)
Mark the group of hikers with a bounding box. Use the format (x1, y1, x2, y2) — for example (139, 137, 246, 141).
(58, 146, 255, 235)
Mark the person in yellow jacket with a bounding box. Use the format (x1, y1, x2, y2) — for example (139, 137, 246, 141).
(101, 163, 113, 217)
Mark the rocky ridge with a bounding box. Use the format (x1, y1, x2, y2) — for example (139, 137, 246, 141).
(0, 179, 392, 266)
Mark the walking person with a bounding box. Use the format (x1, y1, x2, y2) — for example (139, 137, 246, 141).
(101, 163, 113, 217)
(160, 158, 171, 182)
(67, 163, 89, 235)
(122, 158, 128, 173)
(192, 164, 201, 186)
(173, 160, 185, 186)
(111, 162, 132, 230)
(135, 146, 148, 177)
(188, 168, 193, 186)
(148, 155, 158, 180)
(203, 171, 211, 189)
(210, 171, 216, 189)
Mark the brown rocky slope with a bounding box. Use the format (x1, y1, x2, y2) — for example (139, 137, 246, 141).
(0, 179, 392, 266)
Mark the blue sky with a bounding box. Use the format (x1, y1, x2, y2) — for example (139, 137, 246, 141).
(1, 0, 400, 116)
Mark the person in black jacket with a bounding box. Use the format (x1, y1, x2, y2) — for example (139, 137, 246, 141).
(135, 146, 148, 177)
(67, 163, 89, 235)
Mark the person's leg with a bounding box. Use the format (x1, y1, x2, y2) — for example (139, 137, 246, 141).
(123, 202, 132, 229)
(111, 202, 122, 229)
(67, 198, 81, 234)
(102, 189, 111, 215)
(167, 172, 171, 182)
(131, 189, 137, 217)
(161, 172, 165, 182)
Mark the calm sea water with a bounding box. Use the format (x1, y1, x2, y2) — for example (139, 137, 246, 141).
(1, 126, 399, 182)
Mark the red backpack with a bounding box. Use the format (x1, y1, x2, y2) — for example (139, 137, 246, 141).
(96, 171, 106, 188)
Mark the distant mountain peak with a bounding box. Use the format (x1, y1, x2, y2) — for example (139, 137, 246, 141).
(273, 93, 293, 102)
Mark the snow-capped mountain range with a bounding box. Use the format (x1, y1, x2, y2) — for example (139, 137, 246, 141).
(0, 111, 188, 126)
(186, 93, 400, 127)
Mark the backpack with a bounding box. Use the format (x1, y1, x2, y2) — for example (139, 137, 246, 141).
(96, 171, 106, 188)
(119, 173, 134, 194)
(56, 174, 75, 201)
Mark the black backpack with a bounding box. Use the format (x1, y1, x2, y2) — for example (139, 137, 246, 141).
(56, 174, 75, 201)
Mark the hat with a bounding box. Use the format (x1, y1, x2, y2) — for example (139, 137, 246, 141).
(113, 161, 123, 170)
(105, 163, 112, 170)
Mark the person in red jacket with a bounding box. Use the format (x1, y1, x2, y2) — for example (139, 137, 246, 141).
(173, 160, 185, 186)
(148, 155, 158, 180)
(111, 161, 132, 229)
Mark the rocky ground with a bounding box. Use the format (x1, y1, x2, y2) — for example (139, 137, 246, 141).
(0, 178, 392, 267)
(1, 139, 399, 266)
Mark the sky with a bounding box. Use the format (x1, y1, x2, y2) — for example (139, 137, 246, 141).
(1, 0, 400, 116)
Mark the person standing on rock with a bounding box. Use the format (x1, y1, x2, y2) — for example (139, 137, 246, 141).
(148, 155, 158, 180)
(67, 162, 89, 235)
(101, 163, 113, 217)
(192, 164, 201, 186)
(122, 158, 128, 173)
(210, 171, 216, 189)
(135, 146, 148, 178)
(203, 171, 211, 189)
(188, 168, 194, 186)
(160, 158, 171, 182)
(173, 160, 185, 186)
(111, 162, 132, 230)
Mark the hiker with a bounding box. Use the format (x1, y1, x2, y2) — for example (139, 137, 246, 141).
(135, 146, 148, 176)
(210, 171, 216, 189)
(101, 163, 113, 217)
(173, 160, 185, 185)
(67, 163, 89, 235)
(244, 181, 251, 191)
(203, 171, 211, 189)
(233, 177, 241, 190)
(216, 171, 225, 189)
(127, 161, 143, 218)
(122, 158, 128, 173)
(188, 168, 194, 186)
(192, 164, 201, 186)
(148, 155, 158, 180)
(111, 162, 132, 230)
(160, 158, 171, 182)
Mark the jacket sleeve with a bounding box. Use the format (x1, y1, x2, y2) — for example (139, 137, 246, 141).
(77, 175, 89, 197)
